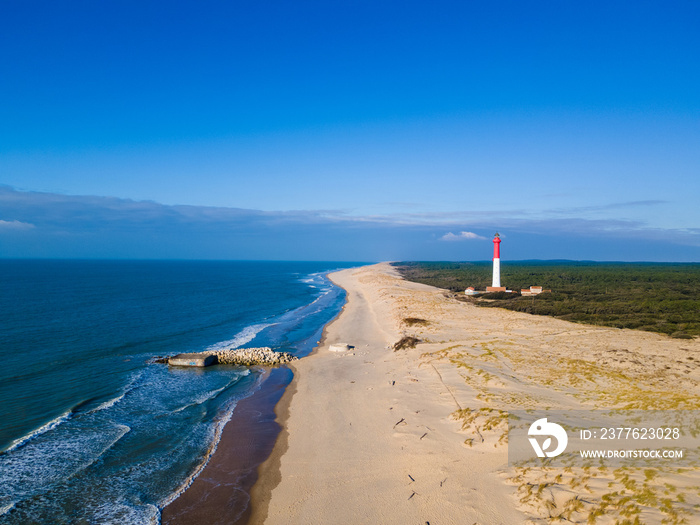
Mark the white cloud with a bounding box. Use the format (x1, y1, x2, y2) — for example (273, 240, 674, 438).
(440, 231, 485, 241)
(0, 219, 35, 230)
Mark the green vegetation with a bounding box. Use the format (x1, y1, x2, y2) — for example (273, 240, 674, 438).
(394, 261, 700, 338)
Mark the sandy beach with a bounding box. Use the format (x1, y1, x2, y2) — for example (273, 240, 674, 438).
(248, 262, 700, 524)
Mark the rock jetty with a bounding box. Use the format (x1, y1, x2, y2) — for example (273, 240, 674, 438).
(156, 347, 297, 367)
(211, 347, 298, 366)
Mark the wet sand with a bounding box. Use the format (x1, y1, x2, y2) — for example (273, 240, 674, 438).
(161, 366, 292, 525)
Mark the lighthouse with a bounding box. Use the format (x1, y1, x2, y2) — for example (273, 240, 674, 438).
(492, 233, 501, 288)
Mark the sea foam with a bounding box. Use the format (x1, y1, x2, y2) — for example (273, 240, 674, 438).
(205, 323, 272, 352)
(3, 410, 72, 454)
(158, 372, 264, 510)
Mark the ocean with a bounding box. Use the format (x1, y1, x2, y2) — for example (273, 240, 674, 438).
(0, 260, 357, 524)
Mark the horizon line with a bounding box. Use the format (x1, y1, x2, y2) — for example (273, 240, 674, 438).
(1, 257, 699, 265)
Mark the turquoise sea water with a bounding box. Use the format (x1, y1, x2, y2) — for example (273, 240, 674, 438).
(0, 260, 357, 524)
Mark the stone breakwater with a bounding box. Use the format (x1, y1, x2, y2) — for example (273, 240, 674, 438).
(211, 347, 298, 366)
(154, 347, 298, 367)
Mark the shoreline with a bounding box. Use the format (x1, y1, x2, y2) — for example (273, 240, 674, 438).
(161, 267, 350, 525)
(160, 366, 292, 525)
(247, 271, 349, 524)
(245, 363, 297, 524)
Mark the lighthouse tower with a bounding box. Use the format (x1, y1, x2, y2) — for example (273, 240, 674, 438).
(492, 233, 501, 288)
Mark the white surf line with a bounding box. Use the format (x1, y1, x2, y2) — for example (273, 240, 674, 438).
(205, 323, 273, 352)
(157, 371, 267, 514)
(3, 410, 72, 454)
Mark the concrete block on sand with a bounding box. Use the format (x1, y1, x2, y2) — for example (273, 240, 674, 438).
(328, 343, 354, 352)
(168, 353, 217, 367)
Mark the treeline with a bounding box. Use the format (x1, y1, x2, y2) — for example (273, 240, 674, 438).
(394, 261, 700, 339)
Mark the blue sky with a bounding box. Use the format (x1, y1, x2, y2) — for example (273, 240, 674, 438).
(1, 1, 699, 261)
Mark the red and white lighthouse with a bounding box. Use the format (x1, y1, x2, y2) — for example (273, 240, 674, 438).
(492, 233, 501, 288)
